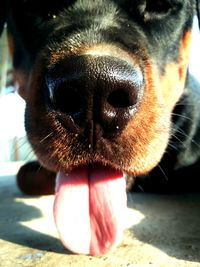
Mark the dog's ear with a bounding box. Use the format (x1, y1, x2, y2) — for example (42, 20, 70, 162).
(0, 0, 6, 36)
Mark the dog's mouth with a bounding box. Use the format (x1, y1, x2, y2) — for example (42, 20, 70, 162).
(53, 163, 127, 256)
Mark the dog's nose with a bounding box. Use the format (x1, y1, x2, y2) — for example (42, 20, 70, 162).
(46, 55, 144, 138)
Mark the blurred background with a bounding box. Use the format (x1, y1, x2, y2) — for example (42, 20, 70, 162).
(0, 25, 35, 165)
(0, 17, 199, 166)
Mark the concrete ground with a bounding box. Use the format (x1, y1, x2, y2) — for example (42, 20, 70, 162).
(0, 162, 200, 267)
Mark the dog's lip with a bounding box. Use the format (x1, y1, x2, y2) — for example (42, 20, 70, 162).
(53, 158, 134, 190)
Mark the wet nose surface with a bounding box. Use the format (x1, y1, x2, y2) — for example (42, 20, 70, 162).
(46, 55, 144, 138)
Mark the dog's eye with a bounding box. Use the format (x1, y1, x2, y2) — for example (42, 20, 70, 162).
(20, 0, 74, 20)
(135, 0, 182, 21)
(145, 0, 172, 14)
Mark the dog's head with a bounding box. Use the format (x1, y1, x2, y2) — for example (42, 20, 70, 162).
(4, 0, 197, 176)
(1, 0, 199, 256)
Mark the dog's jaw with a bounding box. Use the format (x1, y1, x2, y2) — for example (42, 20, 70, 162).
(54, 165, 127, 256)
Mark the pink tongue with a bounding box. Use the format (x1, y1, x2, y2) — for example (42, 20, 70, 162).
(53, 165, 127, 256)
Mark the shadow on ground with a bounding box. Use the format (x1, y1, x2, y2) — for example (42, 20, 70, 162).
(127, 193, 200, 262)
(0, 175, 67, 254)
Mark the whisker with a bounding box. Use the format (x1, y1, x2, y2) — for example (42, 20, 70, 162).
(175, 102, 195, 107)
(171, 112, 193, 122)
(170, 134, 187, 148)
(35, 162, 44, 172)
(157, 164, 169, 181)
(40, 132, 54, 143)
(137, 184, 145, 192)
(167, 142, 180, 151)
(172, 126, 200, 149)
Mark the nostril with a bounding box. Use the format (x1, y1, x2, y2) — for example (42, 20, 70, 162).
(107, 88, 138, 108)
(49, 81, 85, 118)
(55, 86, 78, 115)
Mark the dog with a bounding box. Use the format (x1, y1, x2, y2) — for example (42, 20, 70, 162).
(1, 0, 200, 256)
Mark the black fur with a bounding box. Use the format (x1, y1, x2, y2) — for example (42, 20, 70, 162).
(6, 1, 195, 70)
(1, 0, 200, 193)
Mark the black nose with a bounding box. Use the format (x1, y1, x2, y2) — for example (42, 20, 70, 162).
(46, 55, 144, 139)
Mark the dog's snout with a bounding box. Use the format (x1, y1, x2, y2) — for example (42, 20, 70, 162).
(46, 55, 144, 138)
